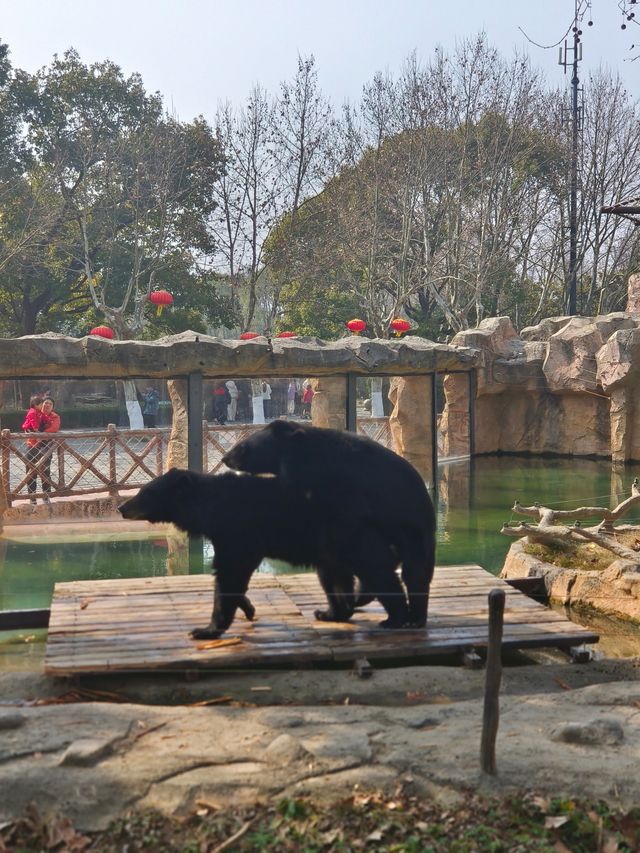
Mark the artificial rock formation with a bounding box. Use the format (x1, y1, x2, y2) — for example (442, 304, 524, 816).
(440, 310, 640, 461)
(388, 376, 434, 483)
(501, 540, 640, 624)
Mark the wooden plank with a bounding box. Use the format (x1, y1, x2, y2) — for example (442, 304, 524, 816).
(44, 564, 599, 676)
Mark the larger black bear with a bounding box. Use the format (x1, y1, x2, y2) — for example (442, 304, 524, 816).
(222, 420, 436, 627)
(118, 468, 408, 639)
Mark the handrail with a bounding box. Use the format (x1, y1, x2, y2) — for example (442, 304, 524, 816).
(0, 425, 170, 505)
(0, 417, 399, 505)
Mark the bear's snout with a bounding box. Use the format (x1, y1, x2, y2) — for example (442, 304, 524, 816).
(118, 499, 139, 519)
(222, 447, 240, 468)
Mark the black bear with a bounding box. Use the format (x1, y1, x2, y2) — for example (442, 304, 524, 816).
(222, 420, 436, 627)
(118, 468, 408, 640)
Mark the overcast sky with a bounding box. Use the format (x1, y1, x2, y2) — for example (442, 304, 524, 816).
(2, 0, 638, 120)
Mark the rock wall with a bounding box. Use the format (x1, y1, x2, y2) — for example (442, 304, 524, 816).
(441, 312, 640, 461)
(388, 376, 434, 483)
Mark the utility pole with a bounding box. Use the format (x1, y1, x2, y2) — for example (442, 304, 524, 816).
(559, 0, 583, 315)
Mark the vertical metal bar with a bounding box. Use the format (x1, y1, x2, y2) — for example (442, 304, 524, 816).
(187, 372, 203, 473)
(346, 373, 357, 432)
(431, 372, 438, 488)
(468, 370, 476, 458)
(567, 9, 580, 315)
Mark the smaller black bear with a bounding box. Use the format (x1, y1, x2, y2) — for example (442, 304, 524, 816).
(222, 419, 436, 627)
(118, 468, 408, 640)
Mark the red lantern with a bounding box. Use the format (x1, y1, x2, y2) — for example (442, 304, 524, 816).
(89, 326, 114, 339)
(346, 318, 366, 336)
(149, 289, 174, 316)
(390, 318, 411, 337)
(239, 331, 259, 340)
(276, 331, 296, 338)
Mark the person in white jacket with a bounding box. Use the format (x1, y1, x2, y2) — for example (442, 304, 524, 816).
(225, 380, 239, 421)
(261, 380, 272, 419)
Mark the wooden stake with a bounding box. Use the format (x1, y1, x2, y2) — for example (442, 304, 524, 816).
(480, 588, 505, 775)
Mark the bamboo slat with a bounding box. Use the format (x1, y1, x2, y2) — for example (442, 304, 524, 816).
(44, 565, 599, 675)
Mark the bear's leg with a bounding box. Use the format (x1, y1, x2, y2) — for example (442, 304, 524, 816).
(314, 564, 356, 623)
(191, 554, 260, 640)
(399, 530, 435, 628)
(352, 532, 401, 611)
(359, 564, 409, 628)
(237, 596, 256, 621)
(353, 578, 376, 609)
(350, 531, 409, 628)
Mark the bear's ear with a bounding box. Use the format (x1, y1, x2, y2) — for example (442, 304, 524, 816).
(267, 419, 298, 437)
(165, 467, 194, 493)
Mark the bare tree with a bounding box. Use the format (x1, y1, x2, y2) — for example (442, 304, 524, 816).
(576, 70, 640, 314)
(210, 87, 280, 331)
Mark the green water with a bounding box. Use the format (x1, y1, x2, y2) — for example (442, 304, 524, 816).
(435, 455, 640, 572)
(2, 455, 640, 664)
(2, 455, 639, 613)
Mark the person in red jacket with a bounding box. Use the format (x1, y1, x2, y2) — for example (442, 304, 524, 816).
(22, 395, 48, 504)
(38, 397, 61, 502)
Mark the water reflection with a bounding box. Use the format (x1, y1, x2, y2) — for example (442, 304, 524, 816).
(2, 455, 640, 659)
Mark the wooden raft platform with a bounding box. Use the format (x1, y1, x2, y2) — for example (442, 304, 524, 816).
(44, 564, 599, 675)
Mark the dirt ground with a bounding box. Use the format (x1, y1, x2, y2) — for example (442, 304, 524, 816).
(1, 652, 640, 831)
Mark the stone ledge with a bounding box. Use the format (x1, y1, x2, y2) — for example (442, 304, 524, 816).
(501, 539, 640, 624)
(0, 332, 479, 379)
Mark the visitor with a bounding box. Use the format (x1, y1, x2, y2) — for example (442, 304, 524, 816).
(225, 379, 239, 422)
(261, 379, 272, 419)
(302, 381, 314, 419)
(22, 394, 49, 505)
(287, 380, 297, 416)
(212, 382, 229, 425)
(141, 387, 160, 428)
(38, 397, 61, 502)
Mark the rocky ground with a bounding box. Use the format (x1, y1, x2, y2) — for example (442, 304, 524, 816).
(1, 654, 640, 832)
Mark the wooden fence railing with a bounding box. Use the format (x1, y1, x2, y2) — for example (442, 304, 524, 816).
(0, 417, 399, 505)
(0, 425, 170, 505)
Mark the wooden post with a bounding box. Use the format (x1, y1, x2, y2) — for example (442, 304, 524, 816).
(57, 442, 65, 492)
(1, 429, 11, 508)
(155, 431, 163, 475)
(107, 424, 117, 497)
(480, 588, 505, 775)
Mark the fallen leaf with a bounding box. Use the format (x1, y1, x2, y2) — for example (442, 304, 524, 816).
(195, 798, 221, 813)
(365, 830, 383, 842)
(195, 637, 243, 650)
(79, 598, 93, 610)
(545, 815, 570, 828)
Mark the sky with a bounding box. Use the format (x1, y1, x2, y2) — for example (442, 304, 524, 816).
(2, 0, 639, 121)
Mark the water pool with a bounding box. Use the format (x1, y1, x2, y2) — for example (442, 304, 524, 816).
(2, 455, 640, 664)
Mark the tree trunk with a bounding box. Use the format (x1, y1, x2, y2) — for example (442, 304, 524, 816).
(121, 379, 143, 429)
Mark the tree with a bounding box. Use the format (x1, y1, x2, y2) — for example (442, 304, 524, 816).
(0, 48, 225, 338)
(265, 41, 565, 337)
(209, 87, 279, 331)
